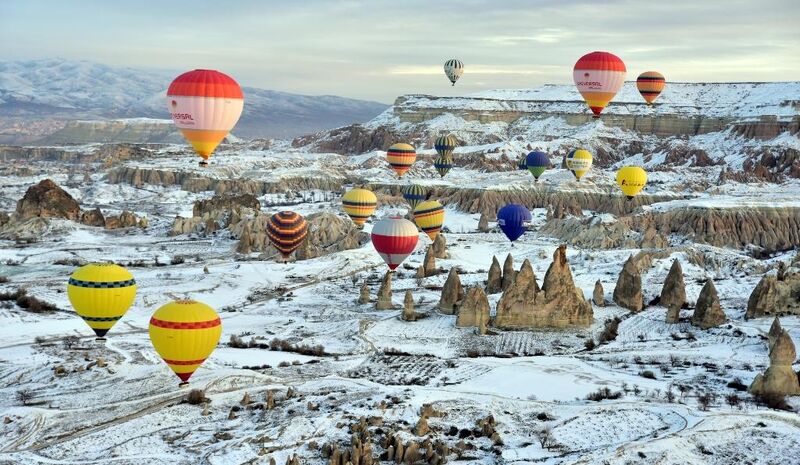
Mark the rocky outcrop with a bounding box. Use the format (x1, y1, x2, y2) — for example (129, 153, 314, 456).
(666, 304, 681, 324)
(495, 245, 592, 328)
(691, 279, 727, 329)
(592, 280, 605, 307)
(613, 255, 644, 312)
(749, 329, 800, 397)
(439, 268, 464, 314)
(15, 179, 80, 221)
(422, 246, 436, 277)
(768, 317, 782, 350)
(456, 287, 490, 334)
(432, 234, 447, 259)
(487, 256, 502, 294)
(660, 259, 687, 309)
(478, 212, 490, 232)
(376, 271, 393, 310)
(104, 210, 143, 229)
(402, 290, 418, 321)
(746, 273, 800, 318)
(80, 208, 106, 227)
(358, 282, 370, 305)
(501, 254, 516, 291)
(172, 193, 261, 236)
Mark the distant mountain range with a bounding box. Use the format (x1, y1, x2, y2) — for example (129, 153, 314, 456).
(0, 59, 388, 143)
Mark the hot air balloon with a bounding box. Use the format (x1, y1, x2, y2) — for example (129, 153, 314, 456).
(167, 69, 244, 166)
(566, 149, 593, 181)
(371, 217, 419, 270)
(636, 71, 666, 105)
(402, 184, 428, 210)
(266, 211, 308, 259)
(413, 200, 445, 241)
(497, 204, 532, 243)
(517, 155, 528, 171)
(386, 143, 417, 177)
(444, 59, 464, 86)
(434, 135, 458, 157)
(342, 188, 377, 227)
(616, 166, 648, 199)
(67, 263, 136, 340)
(149, 299, 222, 387)
(434, 155, 453, 178)
(573, 51, 626, 117)
(526, 151, 550, 181)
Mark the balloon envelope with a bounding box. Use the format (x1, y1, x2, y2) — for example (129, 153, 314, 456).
(566, 149, 593, 181)
(616, 166, 648, 199)
(413, 200, 445, 241)
(434, 154, 453, 178)
(636, 71, 666, 104)
(149, 299, 221, 385)
(67, 263, 136, 339)
(497, 204, 532, 242)
(526, 151, 550, 180)
(342, 188, 377, 226)
(402, 184, 428, 210)
(167, 69, 244, 162)
(444, 59, 464, 85)
(266, 211, 308, 258)
(573, 51, 626, 117)
(386, 143, 416, 177)
(434, 135, 458, 157)
(371, 217, 419, 270)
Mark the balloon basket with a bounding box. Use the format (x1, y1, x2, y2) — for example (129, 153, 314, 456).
(198, 161, 208, 168)
(95, 337, 107, 343)
(178, 382, 190, 389)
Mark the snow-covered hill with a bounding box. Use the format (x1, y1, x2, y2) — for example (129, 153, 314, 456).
(0, 59, 388, 141)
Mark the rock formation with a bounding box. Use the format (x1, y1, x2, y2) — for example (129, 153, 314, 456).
(495, 245, 592, 328)
(422, 246, 436, 277)
(768, 317, 782, 350)
(456, 287, 490, 334)
(402, 290, 418, 321)
(432, 233, 447, 259)
(376, 271, 393, 310)
(358, 281, 370, 304)
(16, 179, 80, 221)
(478, 212, 490, 232)
(613, 255, 644, 312)
(486, 256, 502, 294)
(501, 254, 516, 291)
(80, 208, 106, 227)
(691, 279, 727, 329)
(592, 280, 605, 307)
(746, 272, 800, 318)
(749, 329, 800, 397)
(660, 259, 687, 309)
(665, 304, 681, 324)
(439, 267, 464, 314)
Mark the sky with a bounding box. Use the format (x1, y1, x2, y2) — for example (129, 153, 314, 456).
(1, 0, 798, 103)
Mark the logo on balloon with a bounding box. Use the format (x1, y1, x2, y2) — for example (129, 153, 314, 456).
(171, 100, 177, 109)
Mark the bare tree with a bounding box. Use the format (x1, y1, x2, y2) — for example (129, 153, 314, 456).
(62, 335, 79, 350)
(16, 389, 33, 405)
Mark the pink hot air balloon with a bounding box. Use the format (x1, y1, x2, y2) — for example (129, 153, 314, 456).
(371, 217, 419, 270)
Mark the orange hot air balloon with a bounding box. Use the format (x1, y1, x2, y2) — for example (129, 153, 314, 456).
(167, 70, 244, 166)
(573, 51, 626, 117)
(636, 71, 666, 105)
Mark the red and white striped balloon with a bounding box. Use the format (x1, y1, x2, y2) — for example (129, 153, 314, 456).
(371, 217, 419, 270)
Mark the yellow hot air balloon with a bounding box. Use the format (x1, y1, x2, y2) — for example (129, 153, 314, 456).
(67, 263, 136, 340)
(413, 200, 445, 241)
(566, 149, 593, 181)
(149, 299, 222, 387)
(616, 166, 647, 199)
(386, 143, 416, 177)
(342, 188, 377, 227)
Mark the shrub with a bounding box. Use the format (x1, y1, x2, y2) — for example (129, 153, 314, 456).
(62, 335, 79, 350)
(16, 389, 33, 405)
(228, 334, 247, 348)
(725, 393, 741, 409)
(584, 339, 596, 350)
(726, 377, 747, 392)
(186, 389, 207, 405)
(598, 317, 621, 344)
(697, 392, 715, 411)
(170, 255, 186, 265)
(639, 370, 657, 380)
(585, 387, 623, 402)
(0, 275, 8, 283)
(754, 392, 792, 411)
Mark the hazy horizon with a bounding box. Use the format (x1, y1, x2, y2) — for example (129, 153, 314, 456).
(2, 0, 798, 103)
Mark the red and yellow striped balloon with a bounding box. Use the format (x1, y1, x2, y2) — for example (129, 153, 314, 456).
(266, 211, 309, 259)
(149, 299, 222, 386)
(413, 200, 445, 241)
(573, 51, 626, 117)
(167, 70, 244, 164)
(386, 143, 416, 177)
(636, 71, 666, 105)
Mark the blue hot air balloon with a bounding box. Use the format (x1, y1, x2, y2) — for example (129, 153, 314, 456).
(526, 151, 550, 181)
(497, 204, 532, 242)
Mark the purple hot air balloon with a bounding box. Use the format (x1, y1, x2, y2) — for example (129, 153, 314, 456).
(497, 204, 532, 242)
(526, 151, 550, 181)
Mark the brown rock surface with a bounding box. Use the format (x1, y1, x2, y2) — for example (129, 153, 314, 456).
(432, 233, 447, 259)
(80, 208, 106, 227)
(456, 287, 490, 334)
(376, 271, 394, 310)
(501, 254, 516, 291)
(592, 280, 605, 307)
(691, 279, 727, 329)
(439, 268, 464, 314)
(660, 259, 687, 309)
(746, 272, 800, 318)
(613, 255, 644, 312)
(768, 317, 782, 350)
(478, 212, 490, 232)
(666, 304, 681, 324)
(486, 256, 502, 294)
(422, 246, 436, 277)
(749, 329, 800, 396)
(358, 282, 370, 305)
(402, 290, 418, 322)
(16, 179, 80, 221)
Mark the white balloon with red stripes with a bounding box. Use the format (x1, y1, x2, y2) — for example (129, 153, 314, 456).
(371, 216, 419, 270)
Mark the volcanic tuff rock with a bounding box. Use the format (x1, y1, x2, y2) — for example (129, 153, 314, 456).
(749, 329, 800, 397)
(376, 271, 393, 310)
(402, 290, 418, 322)
(592, 280, 605, 307)
(478, 212, 490, 232)
(172, 193, 261, 236)
(691, 279, 727, 329)
(495, 245, 592, 328)
(613, 255, 644, 312)
(487, 256, 502, 294)
(439, 268, 465, 314)
(422, 246, 436, 277)
(768, 317, 782, 350)
(432, 233, 448, 259)
(80, 208, 106, 227)
(15, 179, 80, 221)
(746, 272, 800, 318)
(660, 259, 687, 309)
(666, 304, 681, 324)
(358, 281, 370, 305)
(501, 254, 516, 291)
(456, 287, 490, 334)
